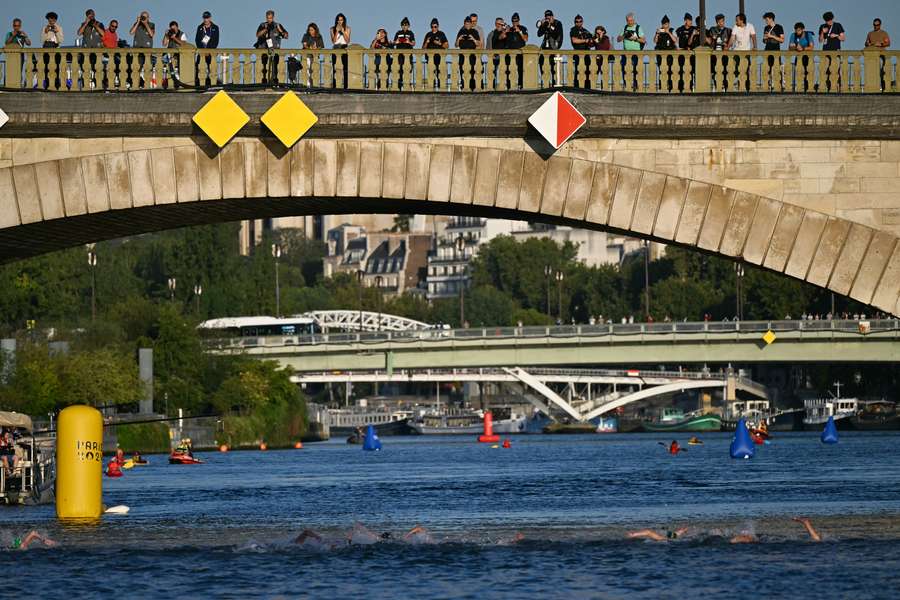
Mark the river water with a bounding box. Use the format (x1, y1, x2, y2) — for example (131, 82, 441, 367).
(6, 432, 900, 598)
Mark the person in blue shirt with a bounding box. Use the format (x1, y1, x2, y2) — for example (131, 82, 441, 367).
(789, 22, 815, 91)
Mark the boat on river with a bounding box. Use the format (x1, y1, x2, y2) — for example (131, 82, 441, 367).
(329, 406, 414, 436)
(169, 450, 203, 464)
(0, 411, 55, 506)
(803, 397, 859, 430)
(849, 400, 900, 430)
(409, 407, 526, 434)
(642, 408, 722, 432)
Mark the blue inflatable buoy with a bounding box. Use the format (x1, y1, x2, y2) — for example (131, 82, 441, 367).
(821, 416, 839, 444)
(730, 418, 755, 459)
(362, 424, 382, 451)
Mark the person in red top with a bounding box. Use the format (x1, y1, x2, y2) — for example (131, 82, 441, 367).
(669, 440, 682, 455)
(106, 458, 123, 477)
(102, 19, 118, 48)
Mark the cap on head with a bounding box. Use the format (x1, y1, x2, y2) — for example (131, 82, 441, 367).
(512, 12, 520, 21)
(661, 15, 670, 24)
(544, 10, 553, 17)
(401, 17, 410, 26)
(575, 14, 583, 22)
(684, 13, 693, 21)
(430, 18, 438, 27)
(202, 11, 211, 19)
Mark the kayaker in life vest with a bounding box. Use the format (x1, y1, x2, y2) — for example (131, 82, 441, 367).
(106, 458, 123, 477)
(115, 446, 125, 464)
(669, 440, 682, 455)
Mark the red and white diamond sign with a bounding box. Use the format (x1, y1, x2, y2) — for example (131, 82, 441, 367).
(527, 92, 586, 150)
(0, 108, 7, 130)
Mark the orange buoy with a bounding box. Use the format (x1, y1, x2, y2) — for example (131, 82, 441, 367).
(294, 441, 303, 449)
(502, 438, 511, 449)
(259, 442, 268, 451)
(477, 412, 500, 443)
(219, 444, 229, 453)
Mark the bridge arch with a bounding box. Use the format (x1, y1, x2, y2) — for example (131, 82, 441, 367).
(1, 138, 898, 315)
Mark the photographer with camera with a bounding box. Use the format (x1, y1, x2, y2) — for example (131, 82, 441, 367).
(455, 16, 481, 90)
(504, 13, 528, 89)
(653, 16, 677, 91)
(488, 17, 508, 88)
(570, 15, 592, 88)
(41, 12, 63, 48)
(5, 18, 31, 48)
(536, 10, 563, 86)
(130, 11, 155, 48)
(616, 13, 644, 90)
(255, 10, 288, 84)
(78, 9, 104, 48)
(705, 14, 732, 91)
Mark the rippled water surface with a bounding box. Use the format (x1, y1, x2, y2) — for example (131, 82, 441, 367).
(6, 432, 900, 598)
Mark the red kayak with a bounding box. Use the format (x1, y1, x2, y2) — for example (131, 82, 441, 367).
(168, 451, 203, 464)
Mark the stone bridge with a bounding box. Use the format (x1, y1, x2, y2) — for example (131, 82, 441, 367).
(1, 92, 900, 314)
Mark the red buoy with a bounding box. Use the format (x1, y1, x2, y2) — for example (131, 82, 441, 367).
(478, 412, 500, 443)
(502, 438, 511, 449)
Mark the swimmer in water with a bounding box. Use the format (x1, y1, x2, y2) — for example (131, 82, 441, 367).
(293, 529, 324, 545)
(627, 527, 689, 541)
(403, 525, 435, 544)
(729, 533, 758, 544)
(6, 530, 57, 550)
(793, 517, 822, 542)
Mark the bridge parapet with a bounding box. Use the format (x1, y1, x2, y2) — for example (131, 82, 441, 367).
(2, 47, 897, 94)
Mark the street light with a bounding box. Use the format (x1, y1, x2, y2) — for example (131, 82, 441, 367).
(644, 240, 651, 321)
(555, 271, 565, 323)
(734, 263, 745, 321)
(456, 236, 466, 328)
(87, 250, 97, 322)
(193, 283, 203, 315)
(357, 269, 365, 333)
(271, 243, 282, 318)
(544, 265, 552, 318)
(374, 275, 384, 331)
(167, 277, 176, 302)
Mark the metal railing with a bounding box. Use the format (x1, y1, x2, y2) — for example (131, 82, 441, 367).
(205, 318, 900, 350)
(2, 47, 897, 93)
(292, 366, 721, 380)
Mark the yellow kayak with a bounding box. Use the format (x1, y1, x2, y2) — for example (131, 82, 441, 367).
(687, 438, 703, 446)
(121, 459, 135, 470)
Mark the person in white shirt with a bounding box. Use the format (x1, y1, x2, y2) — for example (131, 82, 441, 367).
(730, 12, 756, 49)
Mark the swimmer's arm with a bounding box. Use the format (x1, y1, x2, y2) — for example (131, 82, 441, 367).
(793, 517, 821, 542)
(627, 529, 666, 541)
(404, 525, 426, 538)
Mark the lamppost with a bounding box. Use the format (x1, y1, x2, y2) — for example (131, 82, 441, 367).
(193, 283, 203, 315)
(456, 235, 466, 328)
(357, 269, 365, 333)
(271, 243, 282, 318)
(167, 277, 176, 302)
(643, 240, 651, 321)
(374, 275, 383, 331)
(555, 271, 565, 323)
(734, 263, 745, 321)
(544, 265, 552, 318)
(87, 250, 97, 322)
(698, 0, 707, 40)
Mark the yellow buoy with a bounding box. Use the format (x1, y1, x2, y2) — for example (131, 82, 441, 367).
(56, 405, 103, 519)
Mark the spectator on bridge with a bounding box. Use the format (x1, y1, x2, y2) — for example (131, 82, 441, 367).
(195, 11, 219, 87)
(653, 16, 677, 91)
(570, 15, 592, 88)
(304, 23, 325, 49)
(4, 18, 31, 47)
(393, 17, 415, 89)
(330, 13, 351, 88)
(706, 14, 732, 91)
(866, 18, 891, 48)
(455, 16, 480, 90)
(537, 10, 563, 86)
(470, 14, 486, 49)
(102, 20, 119, 48)
(731, 13, 756, 50)
(369, 27, 391, 88)
(505, 13, 528, 89)
(41, 12, 63, 48)
(256, 10, 288, 85)
(819, 11, 845, 50)
(676, 13, 700, 50)
(789, 22, 815, 91)
(297, 23, 324, 85)
(130, 11, 156, 48)
(592, 26, 611, 50)
(196, 11, 219, 49)
(487, 17, 507, 87)
(164, 21, 188, 48)
(762, 12, 785, 50)
(78, 9, 105, 48)
(616, 13, 644, 90)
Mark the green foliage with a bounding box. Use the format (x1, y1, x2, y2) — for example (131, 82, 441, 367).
(116, 422, 170, 454)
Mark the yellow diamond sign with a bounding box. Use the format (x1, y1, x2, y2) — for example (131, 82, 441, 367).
(261, 91, 318, 148)
(192, 91, 249, 148)
(762, 330, 776, 345)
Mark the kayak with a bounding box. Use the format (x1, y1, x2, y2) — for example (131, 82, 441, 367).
(121, 459, 134, 470)
(687, 440, 703, 445)
(168, 452, 203, 465)
(131, 458, 149, 466)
